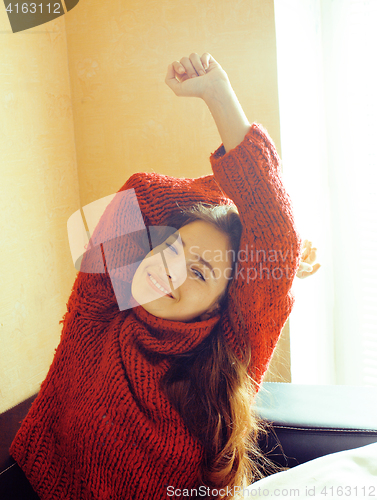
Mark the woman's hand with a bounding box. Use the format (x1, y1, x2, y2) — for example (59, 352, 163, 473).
(165, 52, 251, 153)
(165, 52, 230, 100)
(296, 239, 321, 279)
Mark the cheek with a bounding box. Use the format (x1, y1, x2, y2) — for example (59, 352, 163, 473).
(186, 282, 213, 305)
(176, 277, 199, 299)
(135, 252, 159, 278)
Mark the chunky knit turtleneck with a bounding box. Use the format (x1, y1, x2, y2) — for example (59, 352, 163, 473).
(10, 124, 302, 499)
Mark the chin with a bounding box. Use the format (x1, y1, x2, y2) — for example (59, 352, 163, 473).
(140, 303, 191, 323)
(138, 300, 166, 316)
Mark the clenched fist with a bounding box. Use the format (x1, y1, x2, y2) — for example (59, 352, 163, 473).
(165, 52, 230, 100)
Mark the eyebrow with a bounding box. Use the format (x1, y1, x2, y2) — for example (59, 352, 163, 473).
(179, 236, 217, 281)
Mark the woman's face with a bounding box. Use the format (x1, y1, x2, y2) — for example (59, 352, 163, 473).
(131, 220, 233, 322)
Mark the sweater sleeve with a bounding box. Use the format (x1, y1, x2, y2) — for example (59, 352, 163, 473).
(210, 123, 302, 387)
(64, 177, 153, 322)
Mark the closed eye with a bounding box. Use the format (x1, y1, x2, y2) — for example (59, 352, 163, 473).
(191, 268, 205, 281)
(165, 242, 178, 255)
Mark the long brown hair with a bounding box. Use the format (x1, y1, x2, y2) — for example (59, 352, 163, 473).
(161, 203, 278, 498)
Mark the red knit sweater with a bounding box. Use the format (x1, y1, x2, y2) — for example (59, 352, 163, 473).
(10, 124, 301, 499)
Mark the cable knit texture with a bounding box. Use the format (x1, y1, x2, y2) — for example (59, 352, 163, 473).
(10, 124, 302, 499)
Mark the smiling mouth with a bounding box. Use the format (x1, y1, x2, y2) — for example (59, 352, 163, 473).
(147, 273, 173, 298)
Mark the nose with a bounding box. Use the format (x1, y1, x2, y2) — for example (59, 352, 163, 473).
(162, 256, 187, 289)
(160, 261, 177, 282)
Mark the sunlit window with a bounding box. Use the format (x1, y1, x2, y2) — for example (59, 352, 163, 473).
(274, 0, 377, 385)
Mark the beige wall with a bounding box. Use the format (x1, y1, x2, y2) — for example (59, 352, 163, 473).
(0, 15, 80, 412)
(0, 0, 288, 413)
(64, 0, 282, 204)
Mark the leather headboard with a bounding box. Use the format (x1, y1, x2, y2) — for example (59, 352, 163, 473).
(255, 382, 377, 467)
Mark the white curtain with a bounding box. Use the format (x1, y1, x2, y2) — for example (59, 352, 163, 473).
(274, 0, 377, 385)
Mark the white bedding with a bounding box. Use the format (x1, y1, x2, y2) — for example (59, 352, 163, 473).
(242, 443, 377, 499)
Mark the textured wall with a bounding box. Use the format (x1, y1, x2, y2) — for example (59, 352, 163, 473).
(64, 0, 282, 205)
(0, 0, 287, 413)
(0, 15, 80, 412)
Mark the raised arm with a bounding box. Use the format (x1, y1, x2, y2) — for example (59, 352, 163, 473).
(166, 53, 303, 385)
(166, 53, 319, 279)
(165, 52, 250, 152)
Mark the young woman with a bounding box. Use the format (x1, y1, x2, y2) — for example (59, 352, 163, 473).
(10, 53, 317, 499)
